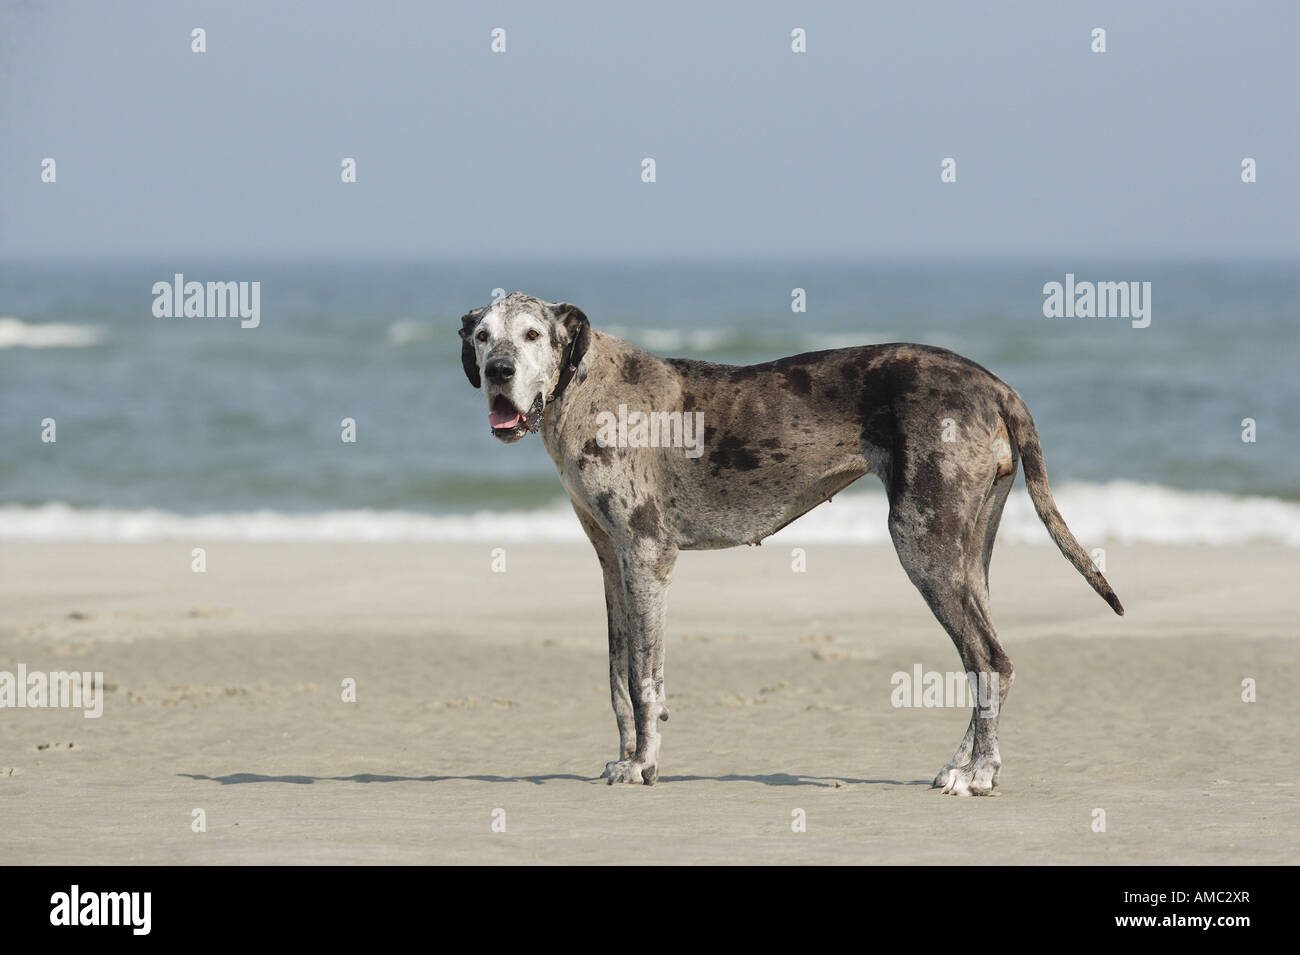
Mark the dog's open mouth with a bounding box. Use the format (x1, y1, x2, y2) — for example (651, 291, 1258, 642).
(489, 393, 544, 439)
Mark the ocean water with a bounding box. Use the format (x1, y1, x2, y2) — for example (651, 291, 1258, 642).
(1, 259, 1296, 544)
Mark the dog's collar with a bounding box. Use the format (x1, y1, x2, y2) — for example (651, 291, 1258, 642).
(548, 339, 582, 404)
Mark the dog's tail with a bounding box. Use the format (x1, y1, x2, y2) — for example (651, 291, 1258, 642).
(999, 389, 1124, 616)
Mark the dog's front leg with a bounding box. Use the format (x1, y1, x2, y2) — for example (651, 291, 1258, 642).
(605, 545, 677, 786)
(571, 505, 637, 772)
(598, 556, 635, 768)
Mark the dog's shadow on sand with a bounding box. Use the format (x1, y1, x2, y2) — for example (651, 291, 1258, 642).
(179, 771, 927, 788)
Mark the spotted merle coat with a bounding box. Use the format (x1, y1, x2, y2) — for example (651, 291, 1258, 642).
(459, 292, 1122, 794)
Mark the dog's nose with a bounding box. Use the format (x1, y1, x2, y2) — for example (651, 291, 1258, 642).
(485, 358, 515, 385)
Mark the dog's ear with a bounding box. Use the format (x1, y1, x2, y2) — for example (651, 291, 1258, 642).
(549, 302, 590, 369)
(458, 308, 485, 389)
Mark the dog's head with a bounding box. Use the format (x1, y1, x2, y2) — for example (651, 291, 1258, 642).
(458, 292, 590, 443)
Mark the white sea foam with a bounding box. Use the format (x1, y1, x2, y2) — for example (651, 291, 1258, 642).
(385, 319, 434, 346)
(587, 325, 921, 356)
(805, 332, 891, 350)
(0, 502, 588, 543)
(1, 483, 1296, 545)
(0, 317, 105, 349)
(604, 325, 736, 353)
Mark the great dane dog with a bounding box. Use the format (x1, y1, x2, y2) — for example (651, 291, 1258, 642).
(459, 292, 1123, 795)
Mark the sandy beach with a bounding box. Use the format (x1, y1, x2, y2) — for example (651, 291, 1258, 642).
(1, 540, 1295, 865)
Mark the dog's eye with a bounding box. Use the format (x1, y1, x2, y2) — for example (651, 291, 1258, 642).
(525, 329, 540, 341)
(476, 330, 488, 342)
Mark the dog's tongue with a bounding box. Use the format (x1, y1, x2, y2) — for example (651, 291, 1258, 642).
(490, 407, 522, 429)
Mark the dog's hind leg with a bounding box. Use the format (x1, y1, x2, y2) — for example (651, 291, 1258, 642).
(888, 455, 1017, 796)
(926, 469, 1017, 791)
(571, 505, 636, 774)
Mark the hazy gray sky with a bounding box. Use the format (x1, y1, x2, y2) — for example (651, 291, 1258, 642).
(1, 0, 1296, 261)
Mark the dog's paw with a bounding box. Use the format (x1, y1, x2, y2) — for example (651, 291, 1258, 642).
(602, 758, 657, 786)
(931, 763, 961, 789)
(935, 757, 1000, 796)
(599, 746, 634, 780)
